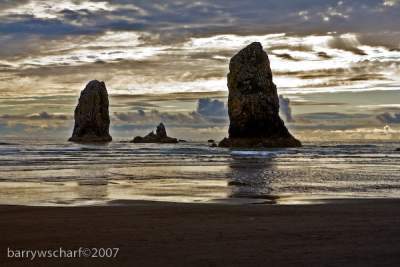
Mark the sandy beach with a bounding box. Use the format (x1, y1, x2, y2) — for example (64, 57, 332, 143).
(1, 199, 400, 266)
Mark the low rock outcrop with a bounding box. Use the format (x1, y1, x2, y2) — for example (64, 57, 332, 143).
(69, 80, 112, 143)
(219, 42, 301, 148)
(209, 142, 218, 148)
(131, 123, 178, 143)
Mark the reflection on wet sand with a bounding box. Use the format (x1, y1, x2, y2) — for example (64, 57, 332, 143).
(1, 141, 400, 206)
(76, 166, 109, 201)
(227, 157, 279, 204)
(77, 181, 108, 201)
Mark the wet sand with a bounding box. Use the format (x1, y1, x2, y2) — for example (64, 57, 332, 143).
(1, 199, 400, 266)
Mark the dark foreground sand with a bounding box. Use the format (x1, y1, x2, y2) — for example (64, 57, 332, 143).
(1, 199, 400, 267)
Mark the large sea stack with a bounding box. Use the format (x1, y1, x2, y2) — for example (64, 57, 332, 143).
(219, 42, 301, 148)
(69, 80, 112, 143)
(131, 123, 178, 144)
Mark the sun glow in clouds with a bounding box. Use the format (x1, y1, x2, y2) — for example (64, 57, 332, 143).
(16, 31, 168, 67)
(1, 31, 400, 96)
(383, 0, 400, 6)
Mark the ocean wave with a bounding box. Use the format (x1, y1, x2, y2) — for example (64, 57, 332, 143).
(230, 150, 277, 158)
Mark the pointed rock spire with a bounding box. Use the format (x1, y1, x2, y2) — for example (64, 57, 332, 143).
(69, 80, 112, 143)
(219, 42, 301, 148)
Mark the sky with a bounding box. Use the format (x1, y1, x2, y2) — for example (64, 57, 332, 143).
(0, 0, 399, 141)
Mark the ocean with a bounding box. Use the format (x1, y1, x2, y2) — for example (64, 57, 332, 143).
(0, 140, 399, 206)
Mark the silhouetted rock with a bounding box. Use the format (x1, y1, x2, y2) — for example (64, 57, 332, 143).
(131, 123, 178, 144)
(396, 148, 400, 152)
(69, 80, 112, 143)
(219, 42, 301, 148)
(208, 139, 215, 143)
(0, 142, 17, 145)
(228, 181, 250, 187)
(156, 123, 167, 138)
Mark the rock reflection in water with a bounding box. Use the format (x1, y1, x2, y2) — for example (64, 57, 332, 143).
(228, 156, 278, 203)
(76, 166, 109, 201)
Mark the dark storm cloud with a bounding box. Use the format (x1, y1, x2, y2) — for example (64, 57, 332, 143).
(0, 0, 231, 37)
(0, 16, 93, 35)
(1, 0, 400, 44)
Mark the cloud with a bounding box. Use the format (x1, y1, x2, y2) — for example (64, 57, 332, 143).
(0, 0, 146, 24)
(376, 112, 400, 123)
(2, 31, 399, 99)
(297, 112, 371, 121)
(1, 89, 399, 141)
(279, 95, 294, 122)
(300, 1, 353, 23)
(293, 126, 400, 142)
(0, 0, 399, 142)
(327, 35, 366, 55)
(0, 111, 69, 120)
(1, 0, 400, 39)
(113, 97, 229, 129)
(196, 98, 227, 117)
(0, 0, 232, 37)
(317, 51, 333, 59)
(383, 0, 400, 6)
(273, 53, 300, 61)
(114, 109, 208, 126)
(30, 111, 69, 120)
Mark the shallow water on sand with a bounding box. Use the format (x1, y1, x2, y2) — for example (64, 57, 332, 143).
(0, 140, 399, 206)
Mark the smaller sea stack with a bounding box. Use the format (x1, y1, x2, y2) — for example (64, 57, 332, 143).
(69, 80, 112, 143)
(131, 123, 178, 144)
(219, 42, 301, 148)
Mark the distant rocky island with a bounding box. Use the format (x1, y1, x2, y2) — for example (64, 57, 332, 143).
(69, 80, 112, 143)
(219, 42, 301, 148)
(131, 123, 178, 144)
